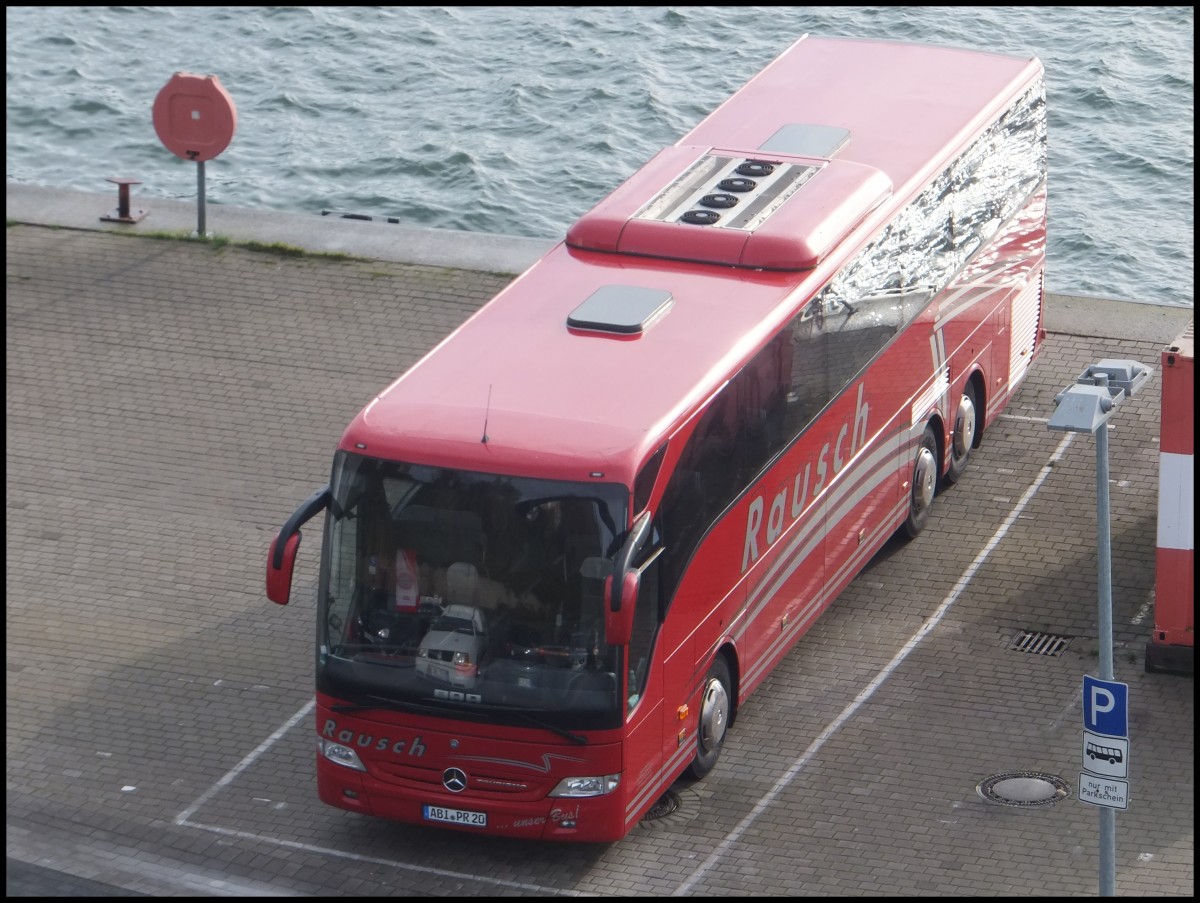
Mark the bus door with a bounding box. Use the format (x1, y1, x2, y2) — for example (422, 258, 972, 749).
(666, 510, 747, 734)
(618, 515, 667, 813)
(644, 403, 749, 785)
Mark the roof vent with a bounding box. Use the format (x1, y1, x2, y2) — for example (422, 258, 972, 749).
(564, 144, 892, 270)
(737, 160, 776, 177)
(717, 177, 757, 193)
(567, 285, 673, 336)
(635, 155, 820, 232)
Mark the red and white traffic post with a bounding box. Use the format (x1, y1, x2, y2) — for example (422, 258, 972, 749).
(1147, 319, 1194, 674)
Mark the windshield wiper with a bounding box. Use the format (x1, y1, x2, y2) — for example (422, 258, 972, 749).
(330, 644, 418, 659)
(514, 710, 588, 746)
(331, 695, 462, 717)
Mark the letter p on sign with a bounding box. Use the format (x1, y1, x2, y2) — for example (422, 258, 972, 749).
(1083, 675, 1128, 737)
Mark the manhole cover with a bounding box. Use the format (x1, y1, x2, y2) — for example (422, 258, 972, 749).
(635, 786, 701, 832)
(977, 771, 1071, 807)
(643, 790, 681, 821)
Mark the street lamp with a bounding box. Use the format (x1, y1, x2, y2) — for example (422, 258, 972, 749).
(1048, 359, 1151, 898)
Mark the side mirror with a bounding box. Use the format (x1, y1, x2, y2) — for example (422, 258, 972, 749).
(604, 572, 638, 646)
(267, 532, 302, 605)
(604, 512, 652, 646)
(266, 486, 330, 606)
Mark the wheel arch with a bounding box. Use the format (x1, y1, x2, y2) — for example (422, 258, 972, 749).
(716, 641, 740, 727)
(965, 368, 987, 449)
(925, 411, 947, 484)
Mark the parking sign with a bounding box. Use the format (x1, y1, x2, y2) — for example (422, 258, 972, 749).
(1083, 675, 1128, 737)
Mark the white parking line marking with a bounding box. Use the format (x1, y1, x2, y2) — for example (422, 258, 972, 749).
(672, 431, 1076, 896)
(174, 699, 313, 826)
(175, 434, 1076, 898)
(177, 818, 584, 896)
(175, 699, 582, 895)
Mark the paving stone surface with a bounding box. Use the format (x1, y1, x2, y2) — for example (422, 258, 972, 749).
(6, 223, 1193, 897)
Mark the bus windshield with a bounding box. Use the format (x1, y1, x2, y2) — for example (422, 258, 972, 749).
(318, 451, 629, 730)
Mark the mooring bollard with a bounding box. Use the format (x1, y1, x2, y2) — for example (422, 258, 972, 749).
(100, 177, 148, 223)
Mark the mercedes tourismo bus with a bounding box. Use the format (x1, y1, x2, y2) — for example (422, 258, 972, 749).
(267, 34, 1048, 842)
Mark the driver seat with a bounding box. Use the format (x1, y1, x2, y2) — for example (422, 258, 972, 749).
(447, 561, 479, 606)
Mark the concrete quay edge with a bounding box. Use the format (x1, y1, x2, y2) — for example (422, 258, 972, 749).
(7, 182, 1193, 346)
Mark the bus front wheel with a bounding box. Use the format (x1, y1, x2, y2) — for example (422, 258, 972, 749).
(688, 656, 731, 780)
(903, 424, 939, 539)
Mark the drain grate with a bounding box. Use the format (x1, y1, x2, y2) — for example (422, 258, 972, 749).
(1009, 630, 1071, 656)
(977, 772, 1071, 807)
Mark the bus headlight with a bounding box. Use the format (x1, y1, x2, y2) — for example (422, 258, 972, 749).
(319, 737, 367, 772)
(548, 774, 620, 797)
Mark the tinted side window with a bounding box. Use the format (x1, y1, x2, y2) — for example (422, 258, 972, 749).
(634, 444, 666, 513)
(656, 79, 1047, 604)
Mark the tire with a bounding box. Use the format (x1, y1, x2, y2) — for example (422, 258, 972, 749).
(902, 424, 939, 539)
(945, 380, 979, 485)
(687, 656, 732, 780)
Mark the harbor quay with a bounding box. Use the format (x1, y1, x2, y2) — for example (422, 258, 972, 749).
(6, 185, 1193, 897)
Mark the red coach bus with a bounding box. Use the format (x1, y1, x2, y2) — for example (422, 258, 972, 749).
(268, 34, 1047, 842)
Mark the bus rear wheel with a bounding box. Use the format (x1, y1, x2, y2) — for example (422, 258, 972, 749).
(902, 424, 939, 539)
(945, 380, 978, 485)
(687, 656, 731, 780)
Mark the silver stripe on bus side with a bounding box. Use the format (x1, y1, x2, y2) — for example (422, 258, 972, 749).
(738, 434, 909, 636)
(624, 739, 696, 825)
(911, 365, 950, 429)
(744, 495, 910, 688)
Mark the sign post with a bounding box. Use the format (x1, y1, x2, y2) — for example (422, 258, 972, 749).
(1049, 360, 1150, 897)
(152, 72, 237, 238)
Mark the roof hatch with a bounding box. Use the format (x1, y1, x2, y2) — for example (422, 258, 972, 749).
(566, 137, 892, 271)
(567, 285, 673, 336)
(758, 123, 851, 158)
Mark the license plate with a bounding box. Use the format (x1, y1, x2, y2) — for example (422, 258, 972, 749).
(423, 804, 487, 827)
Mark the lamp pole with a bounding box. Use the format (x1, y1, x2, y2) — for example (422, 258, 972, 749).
(1048, 359, 1151, 898)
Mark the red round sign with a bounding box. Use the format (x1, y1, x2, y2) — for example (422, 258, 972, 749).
(152, 72, 237, 162)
